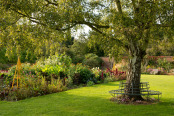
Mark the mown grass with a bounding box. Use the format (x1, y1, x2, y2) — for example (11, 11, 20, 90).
(0, 75, 174, 116)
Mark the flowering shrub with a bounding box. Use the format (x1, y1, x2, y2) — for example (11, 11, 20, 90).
(146, 68, 153, 74)
(41, 65, 63, 77)
(91, 67, 101, 79)
(70, 63, 94, 85)
(105, 68, 127, 81)
(0, 75, 67, 101)
(87, 81, 95, 86)
(0, 70, 10, 81)
(157, 58, 171, 73)
(144, 57, 172, 74)
(8, 63, 36, 77)
(67, 64, 76, 78)
(33, 54, 72, 78)
(91, 67, 105, 83)
(0, 70, 8, 74)
(145, 68, 167, 75)
(79, 67, 93, 84)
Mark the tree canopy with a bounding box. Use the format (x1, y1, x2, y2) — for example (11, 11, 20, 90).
(1, 0, 173, 58)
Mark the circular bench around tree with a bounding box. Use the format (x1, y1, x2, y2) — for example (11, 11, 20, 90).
(109, 82, 162, 101)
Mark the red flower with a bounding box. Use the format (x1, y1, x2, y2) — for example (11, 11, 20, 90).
(101, 71, 103, 78)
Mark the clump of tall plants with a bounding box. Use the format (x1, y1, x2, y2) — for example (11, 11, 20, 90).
(0, 75, 66, 101)
(105, 68, 127, 82)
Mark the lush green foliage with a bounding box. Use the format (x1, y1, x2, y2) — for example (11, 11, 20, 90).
(67, 39, 105, 64)
(0, 48, 9, 63)
(70, 63, 105, 85)
(82, 53, 102, 68)
(157, 58, 172, 72)
(0, 75, 174, 116)
(0, 63, 10, 70)
(70, 63, 93, 85)
(147, 37, 174, 56)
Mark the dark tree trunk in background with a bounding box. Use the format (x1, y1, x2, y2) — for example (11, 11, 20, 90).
(125, 46, 146, 100)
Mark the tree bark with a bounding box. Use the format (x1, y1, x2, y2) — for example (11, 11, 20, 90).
(125, 47, 145, 101)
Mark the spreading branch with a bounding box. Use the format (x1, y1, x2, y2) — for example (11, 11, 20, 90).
(11, 6, 110, 32)
(114, 0, 123, 14)
(154, 24, 173, 27)
(12, 9, 46, 26)
(55, 24, 77, 31)
(73, 20, 109, 35)
(9, 3, 126, 48)
(86, 24, 104, 34)
(77, 21, 109, 29)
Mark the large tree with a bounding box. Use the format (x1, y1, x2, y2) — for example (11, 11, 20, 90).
(0, 0, 174, 100)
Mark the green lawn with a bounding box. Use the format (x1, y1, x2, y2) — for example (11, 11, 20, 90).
(0, 75, 174, 116)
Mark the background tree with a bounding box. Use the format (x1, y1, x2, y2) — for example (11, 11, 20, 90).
(0, 17, 74, 62)
(147, 38, 174, 56)
(0, 0, 174, 100)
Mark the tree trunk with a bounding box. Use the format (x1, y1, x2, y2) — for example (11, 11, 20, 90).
(125, 48, 145, 101)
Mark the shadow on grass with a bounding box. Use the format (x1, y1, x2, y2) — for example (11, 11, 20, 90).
(159, 98, 174, 105)
(0, 90, 174, 116)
